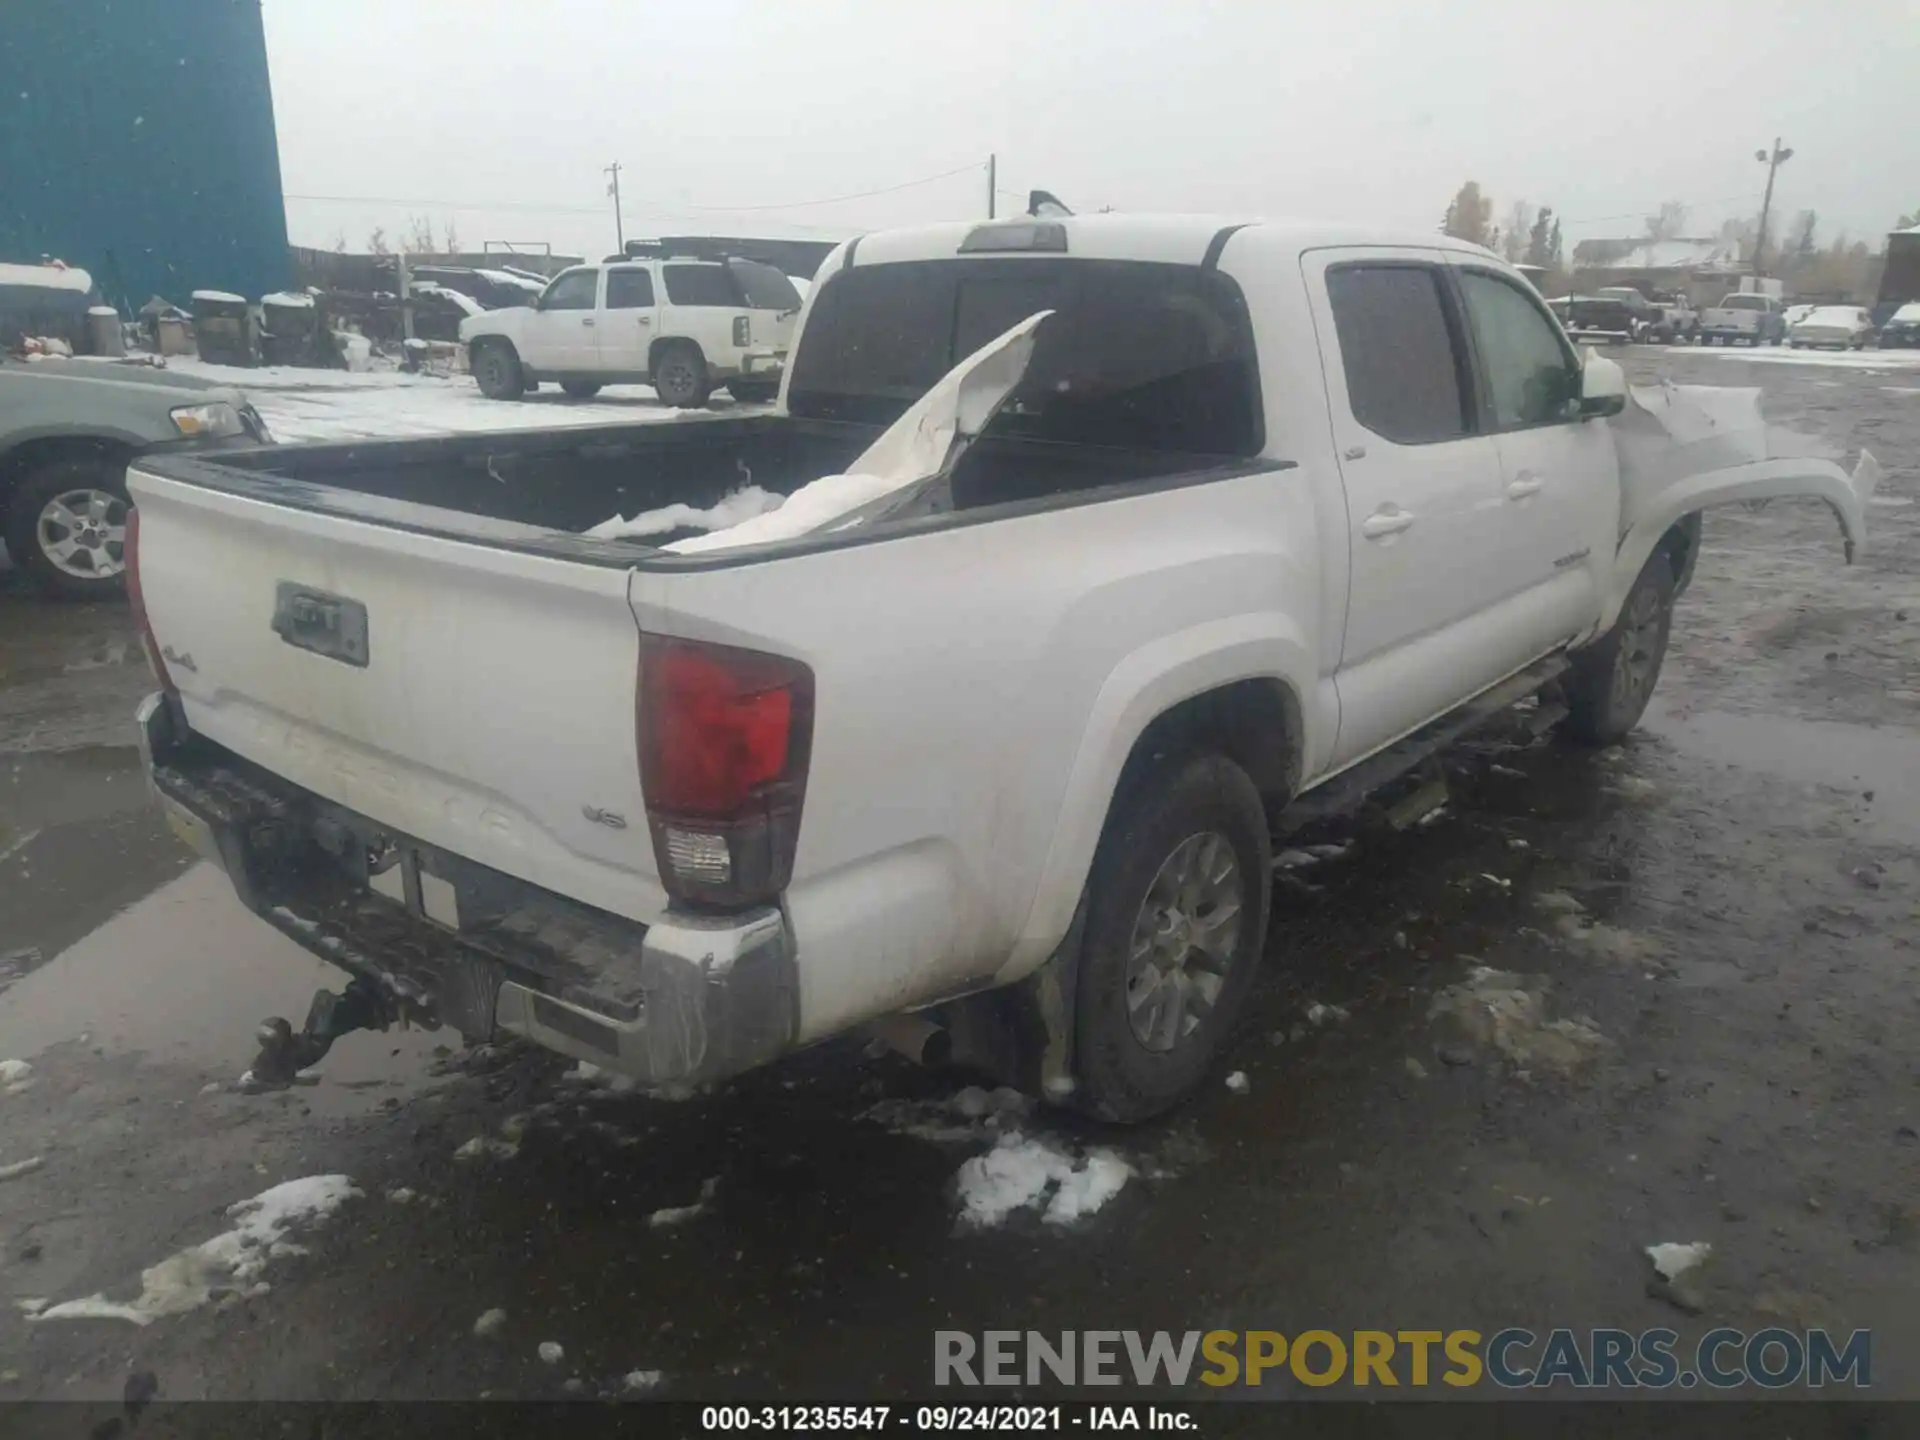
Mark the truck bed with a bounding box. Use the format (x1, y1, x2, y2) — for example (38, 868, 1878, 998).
(140, 411, 1235, 564)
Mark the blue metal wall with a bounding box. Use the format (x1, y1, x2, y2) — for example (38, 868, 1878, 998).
(0, 0, 290, 309)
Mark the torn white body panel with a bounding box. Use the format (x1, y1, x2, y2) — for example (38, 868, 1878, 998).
(1599, 381, 1879, 636)
(668, 309, 1051, 554)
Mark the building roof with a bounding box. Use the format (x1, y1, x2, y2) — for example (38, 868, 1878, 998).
(1571, 237, 1743, 271)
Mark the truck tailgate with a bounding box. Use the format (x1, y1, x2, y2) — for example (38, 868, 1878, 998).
(128, 467, 667, 923)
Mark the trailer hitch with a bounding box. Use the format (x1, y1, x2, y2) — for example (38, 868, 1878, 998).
(248, 979, 389, 1089)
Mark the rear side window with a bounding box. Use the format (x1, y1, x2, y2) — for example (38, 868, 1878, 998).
(663, 264, 737, 307)
(727, 259, 802, 311)
(787, 259, 1261, 455)
(1325, 265, 1469, 444)
(605, 269, 655, 308)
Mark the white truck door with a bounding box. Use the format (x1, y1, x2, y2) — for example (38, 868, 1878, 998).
(598, 266, 657, 376)
(1449, 262, 1618, 654)
(521, 266, 600, 371)
(1302, 250, 1520, 768)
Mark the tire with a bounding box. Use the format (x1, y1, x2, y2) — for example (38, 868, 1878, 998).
(1562, 549, 1676, 747)
(1072, 754, 1271, 1123)
(726, 380, 778, 404)
(650, 342, 711, 408)
(4, 457, 132, 601)
(472, 340, 524, 400)
(560, 379, 602, 398)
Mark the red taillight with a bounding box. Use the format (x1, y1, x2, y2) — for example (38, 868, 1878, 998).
(638, 634, 813, 909)
(125, 506, 176, 696)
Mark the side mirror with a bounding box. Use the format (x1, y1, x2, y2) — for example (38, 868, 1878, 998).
(1578, 349, 1627, 418)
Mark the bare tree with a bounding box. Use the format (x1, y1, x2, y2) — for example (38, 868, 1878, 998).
(403, 215, 438, 255)
(1441, 181, 1495, 248)
(1790, 210, 1818, 259)
(1502, 200, 1534, 262)
(1645, 201, 1688, 243)
(331, 230, 348, 254)
(367, 226, 390, 255)
(441, 217, 462, 257)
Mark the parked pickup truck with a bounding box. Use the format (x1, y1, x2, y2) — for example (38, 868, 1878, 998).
(1698, 292, 1785, 347)
(127, 216, 1879, 1121)
(459, 254, 802, 408)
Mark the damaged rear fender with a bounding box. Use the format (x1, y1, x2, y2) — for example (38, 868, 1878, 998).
(1595, 450, 1881, 639)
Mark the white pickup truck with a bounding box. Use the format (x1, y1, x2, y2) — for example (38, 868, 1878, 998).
(127, 215, 1878, 1120)
(458, 253, 802, 408)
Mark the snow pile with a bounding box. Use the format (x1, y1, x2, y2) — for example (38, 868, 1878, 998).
(410, 281, 484, 317)
(0, 261, 92, 293)
(665, 473, 901, 554)
(955, 1134, 1132, 1230)
(0, 1059, 31, 1085)
(587, 485, 782, 541)
(624, 1369, 665, 1392)
(30, 1175, 360, 1326)
(1646, 1241, 1712, 1281)
(260, 292, 315, 309)
(1427, 968, 1609, 1077)
(190, 290, 245, 305)
(648, 1176, 719, 1228)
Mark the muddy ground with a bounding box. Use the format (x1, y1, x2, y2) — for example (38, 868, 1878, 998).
(0, 351, 1915, 1419)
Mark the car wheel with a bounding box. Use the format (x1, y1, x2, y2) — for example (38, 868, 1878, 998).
(1562, 549, 1676, 747)
(650, 343, 711, 408)
(560, 379, 602, 398)
(1071, 754, 1271, 1123)
(725, 381, 778, 404)
(472, 340, 524, 400)
(4, 457, 132, 601)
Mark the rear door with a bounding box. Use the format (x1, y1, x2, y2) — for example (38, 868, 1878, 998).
(1302, 250, 1519, 767)
(521, 267, 601, 371)
(661, 263, 744, 361)
(598, 266, 658, 375)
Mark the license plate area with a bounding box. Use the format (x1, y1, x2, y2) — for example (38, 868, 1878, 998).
(272, 582, 369, 667)
(368, 849, 463, 930)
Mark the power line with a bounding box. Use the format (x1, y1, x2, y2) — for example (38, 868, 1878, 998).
(685, 162, 985, 213)
(1560, 191, 1765, 227)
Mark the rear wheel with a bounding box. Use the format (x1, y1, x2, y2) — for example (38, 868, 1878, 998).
(650, 342, 712, 408)
(5, 457, 131, 600)
(726, 380, 778, 404)
(1072, 755, 1271, 1123)
(472, 340, 524, 400)
(560, 379, 602, 398)
(1562, 549, 1676, 747)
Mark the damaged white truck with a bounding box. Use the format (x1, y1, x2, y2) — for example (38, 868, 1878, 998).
(125, 216, 1878, 1121)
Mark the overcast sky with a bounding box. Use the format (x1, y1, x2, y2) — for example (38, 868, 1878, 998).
(263, 0, 1919, 260)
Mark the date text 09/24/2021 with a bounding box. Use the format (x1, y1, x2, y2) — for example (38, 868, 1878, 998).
(699, 1406, 1194, 1432)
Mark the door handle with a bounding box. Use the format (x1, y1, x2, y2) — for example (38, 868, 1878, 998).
(1361, 507, 1415, 540)
(1506, 475, 1544, 499)
(637, 316, 651, 326)
(582, 317, 595, 328)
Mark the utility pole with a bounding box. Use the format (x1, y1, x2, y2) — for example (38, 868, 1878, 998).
(987, 154, 996, 219)
(605, 162, 625, 253)
(1752, 137, 1794, 276)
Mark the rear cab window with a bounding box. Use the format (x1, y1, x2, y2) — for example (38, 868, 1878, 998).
(663, 264, 740, 308)
(786, 258, 1262, 455)
(1720, 295, 1770, 311)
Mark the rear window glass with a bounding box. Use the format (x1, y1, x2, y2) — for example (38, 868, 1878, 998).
(1721, 295, 1769, 311)
(787, 259, 1261, 455)
(727, 259, 802, 311)
(663, 264, 738, 307)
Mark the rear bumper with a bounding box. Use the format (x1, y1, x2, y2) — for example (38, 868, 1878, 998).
(136, 694, 798, 1085)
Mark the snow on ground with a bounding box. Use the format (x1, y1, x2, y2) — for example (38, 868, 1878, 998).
(954, 1133, 1132, 1229)
(160, 356, 709, 444)
(1658, 345, 1920, 372)
(30, 1175, 360, 1326)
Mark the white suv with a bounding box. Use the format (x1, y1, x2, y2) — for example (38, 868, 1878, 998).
(458, 255, 802, 407)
